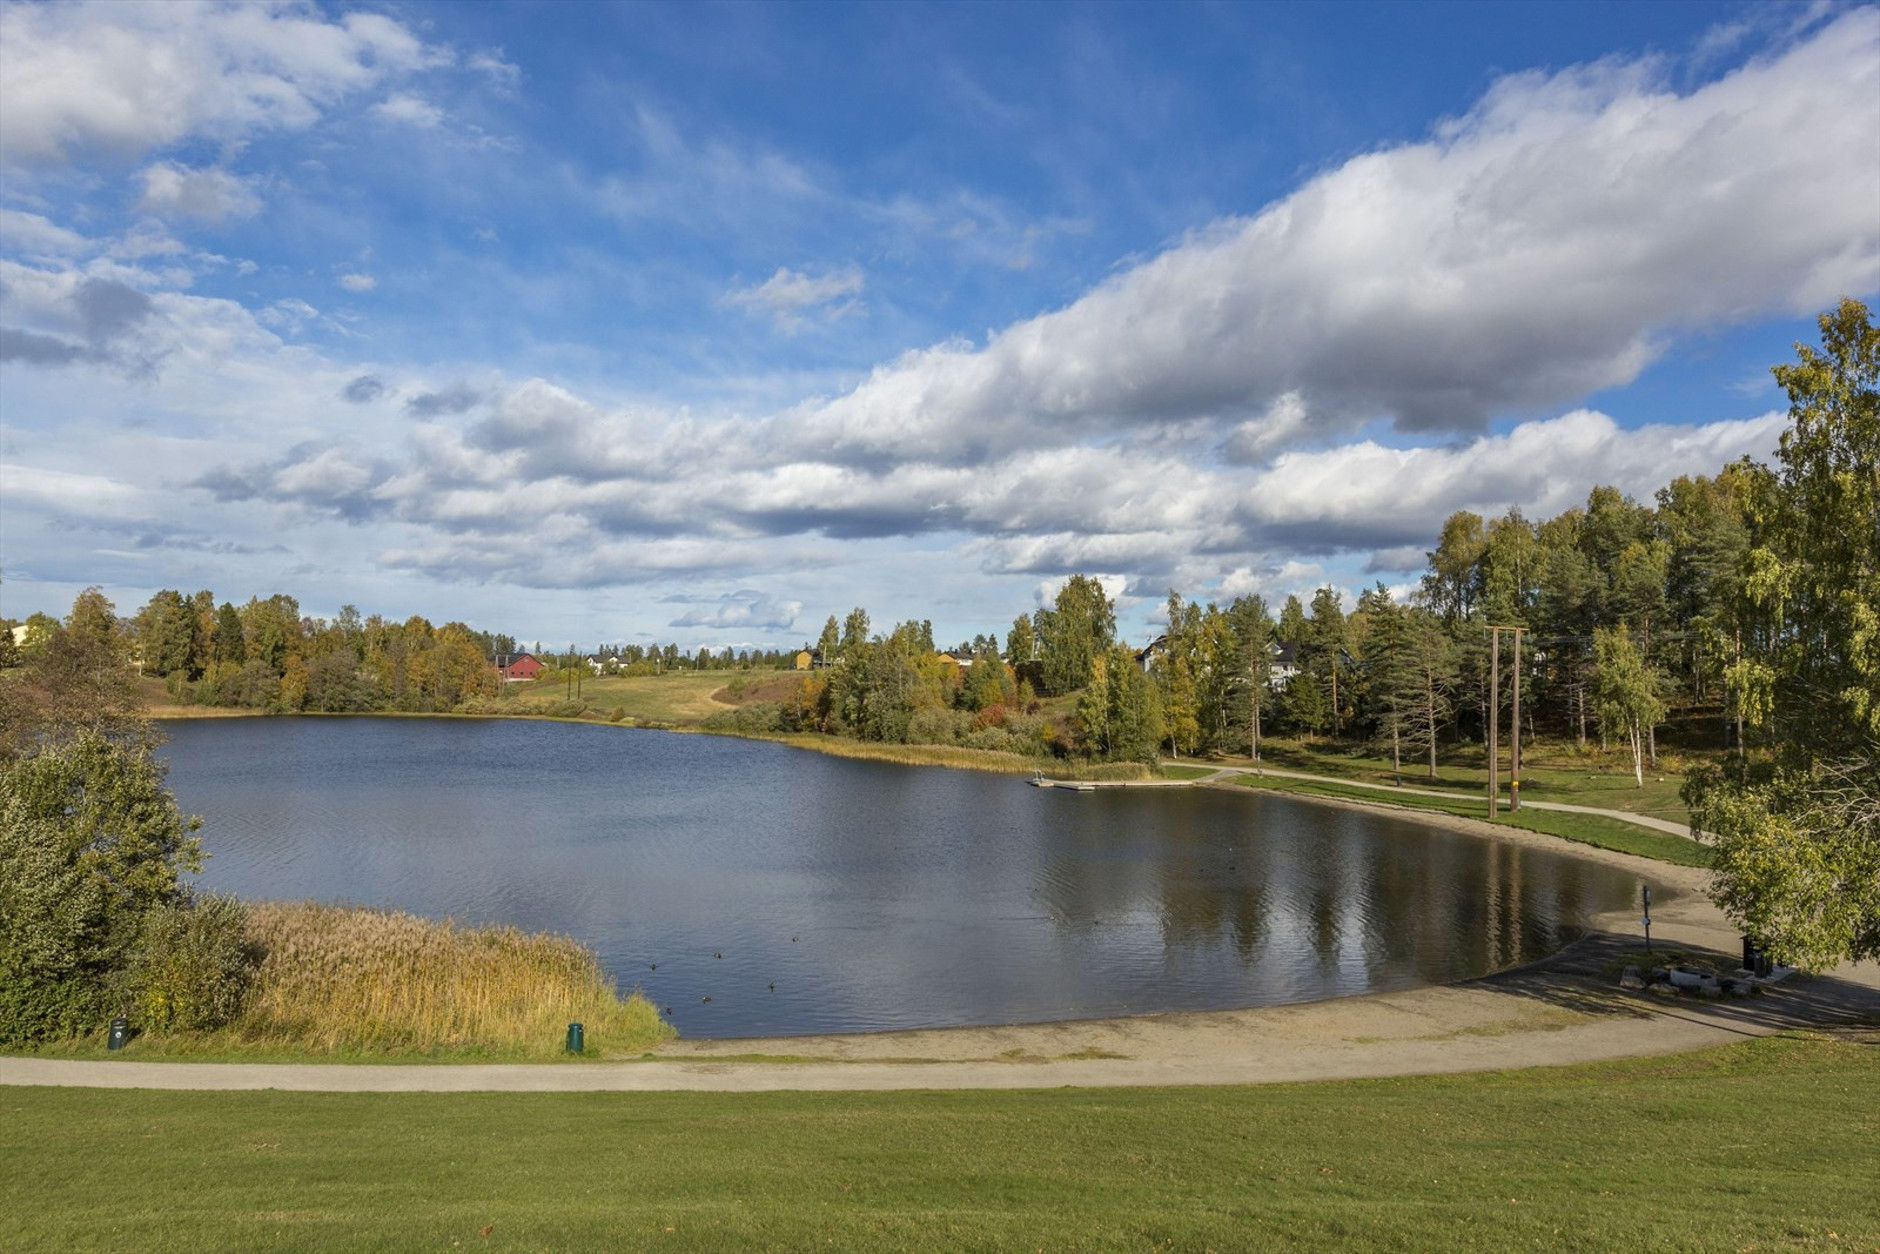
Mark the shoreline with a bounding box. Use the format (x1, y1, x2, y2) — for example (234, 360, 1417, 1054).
(13, 752, 1873, 1092)
(67, 708, 1876, 1093)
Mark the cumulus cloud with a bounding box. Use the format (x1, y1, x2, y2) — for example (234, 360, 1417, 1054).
(790, 10, 1879, 466)
(371, 92, 444, 128)
(0, 271, 157, 369)
(669, 590, 804, 631)
(0, 0, 439, 165)
(135, 163, 261, 220)
(725, 265, 864, 331)
(337, 273, 377, 293)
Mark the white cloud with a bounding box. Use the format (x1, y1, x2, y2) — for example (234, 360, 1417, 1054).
(0, 0, 438, 165)
(337, 273, 377, 293)
(0, 208, 89, 257)
(371, 93, 444, 129)
(136, 163, 262, 220)
(670, 590, 804, 631)
(725, 265, 864, 331)
(792, 10, 1878, 466)
(1242, 410, 1789, 539)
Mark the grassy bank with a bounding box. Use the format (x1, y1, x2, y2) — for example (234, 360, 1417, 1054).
(1231, 736, 1692, 823)
(5, 1030, 1874, 1251)
(23, 903, 671, 1062)
(1228, 772, 1712, 868)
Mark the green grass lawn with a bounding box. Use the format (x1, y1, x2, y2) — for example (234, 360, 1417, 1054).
(1229, 772, 1713, 868)
(1233, 737, 1693, 822)
(5, 1031, 1874, 1252)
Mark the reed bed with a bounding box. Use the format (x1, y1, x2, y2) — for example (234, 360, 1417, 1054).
(750, 732, 1154, 780)
(236, 902, 671, 1058)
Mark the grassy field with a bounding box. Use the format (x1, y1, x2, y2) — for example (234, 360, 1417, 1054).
(5, 1030, 1875, 1251)
(518, 671, 738, 724)
(1230, 736, 1692, 822)
(1228, 772, 1712, 868)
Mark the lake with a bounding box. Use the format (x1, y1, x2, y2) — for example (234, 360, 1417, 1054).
(157, 717, 1646, 1039)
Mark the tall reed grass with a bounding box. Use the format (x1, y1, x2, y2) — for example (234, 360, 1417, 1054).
(749, 732, 1153, 780)
(236, 902, 671, 1058)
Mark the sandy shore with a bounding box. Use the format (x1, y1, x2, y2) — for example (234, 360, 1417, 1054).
(7, 797, 1875, 1093)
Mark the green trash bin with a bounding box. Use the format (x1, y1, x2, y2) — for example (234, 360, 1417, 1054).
(565, 1022, 584, 1054)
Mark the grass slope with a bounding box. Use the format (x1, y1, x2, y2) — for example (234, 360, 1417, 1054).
(5, 1032, 1875, 1251)
(1229, 772, 1712, 867)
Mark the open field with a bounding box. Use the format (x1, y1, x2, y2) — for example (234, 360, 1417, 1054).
(6, 1030, 1875, 1252)
(515, 670, 739, 724)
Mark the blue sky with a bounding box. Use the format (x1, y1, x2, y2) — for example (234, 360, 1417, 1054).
(1, 0, 1875, 652)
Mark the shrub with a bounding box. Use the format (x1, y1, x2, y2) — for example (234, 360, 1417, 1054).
(124, 895, 253, 1032)
(0, 733, 202, 1045)
(906, 706, 970, 746)
(703, 703, 784, 734)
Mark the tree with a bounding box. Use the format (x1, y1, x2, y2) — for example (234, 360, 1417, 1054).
(1689, 299, 1880, 969)
(816, 615, 840, 662)
(1594, 625, 1665, 788)
(1423, 510, 1486, 624)
(1004, 614, 1036, 666)
(1079, 644, 1162, 764)
(1036, 574, 1115, 696)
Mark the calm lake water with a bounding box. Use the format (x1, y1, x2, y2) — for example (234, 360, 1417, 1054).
(158, 717, 1645, 1039)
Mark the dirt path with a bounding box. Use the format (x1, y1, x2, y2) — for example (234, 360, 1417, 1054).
(7, 807, 1874, 1094)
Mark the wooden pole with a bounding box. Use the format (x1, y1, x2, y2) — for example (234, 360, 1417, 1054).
(1487, 626, 1500, 821)
(1510, 627, 1522, 812)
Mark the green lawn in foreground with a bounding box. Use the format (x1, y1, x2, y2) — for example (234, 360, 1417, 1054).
(5, 1032, 1874, 1252)
(1230, 772, 1713, 868)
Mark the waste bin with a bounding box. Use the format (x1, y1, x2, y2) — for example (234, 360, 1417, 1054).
(565, 1022, 584, 1054)
(108, 1017, 130, 1050)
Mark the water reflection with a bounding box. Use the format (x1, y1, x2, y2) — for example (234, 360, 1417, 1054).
(158, 718, 1644, 1038)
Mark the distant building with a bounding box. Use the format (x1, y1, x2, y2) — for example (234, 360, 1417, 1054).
(493, 652, 542, 682)
(794, 650, 813, 671)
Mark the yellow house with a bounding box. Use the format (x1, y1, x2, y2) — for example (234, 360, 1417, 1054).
(794, 650, 813, 671)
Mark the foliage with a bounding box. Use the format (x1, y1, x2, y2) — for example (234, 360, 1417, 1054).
(1035, 574, 1115, 696)
(123, 895, 254, 1033)
(1593, 624, 1666, 788)
(1077, 644, 1163, 763)
(1690, 298, 1880, 968)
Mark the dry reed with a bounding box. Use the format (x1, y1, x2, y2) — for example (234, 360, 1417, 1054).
(236, 902, 672, 1058)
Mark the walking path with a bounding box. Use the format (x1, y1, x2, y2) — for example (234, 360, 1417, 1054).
(7, 814, 1872, 1094)
(1039, 764, 1696, 838)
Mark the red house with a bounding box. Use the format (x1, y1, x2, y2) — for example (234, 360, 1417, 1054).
(493, 652, 542, 682)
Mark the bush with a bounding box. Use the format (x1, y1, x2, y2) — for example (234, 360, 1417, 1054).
(0, 792, 112, 1043)
(124, 895, 253, 1032)
(702, 702, 784, 734)
(906, 706, 970, 746)
(0, 733, 203, 1045)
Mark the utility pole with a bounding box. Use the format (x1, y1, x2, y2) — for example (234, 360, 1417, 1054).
(1510, 626, 1523, 812)
(1486, 625, 1526, 818)
(1487, 627, 1500, 821)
